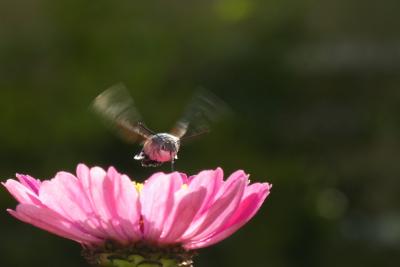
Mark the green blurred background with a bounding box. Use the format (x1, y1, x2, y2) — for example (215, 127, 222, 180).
(1, 0, 400, 266)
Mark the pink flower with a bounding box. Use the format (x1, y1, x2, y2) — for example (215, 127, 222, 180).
(3, 164, 271, 250)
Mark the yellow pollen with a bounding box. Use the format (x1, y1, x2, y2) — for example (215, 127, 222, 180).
(181, 184, 188, 190)
(135, 182, 144, 193)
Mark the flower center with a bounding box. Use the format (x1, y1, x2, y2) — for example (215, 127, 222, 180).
(82, 241, 195, 267)
(135, 182, 144, 193)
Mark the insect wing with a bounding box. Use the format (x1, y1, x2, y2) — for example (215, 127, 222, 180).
(170, 89, 230, 140)
(91, 83, 153, 143)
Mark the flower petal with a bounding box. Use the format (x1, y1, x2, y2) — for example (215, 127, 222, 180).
(159, 185, 207, 243)
(78, 165, 131, 242)
(2, 179, 41, 205)
(4, 164, 271, 249)
(9, 205, 102, 244)
(181, 170, 247, 242)
(184, 182, 271, 249)
(38, 170, 109, 239)
(103, 167, 141, 242)
(16, 174, 41, 194)
(140, 172, 183, 242)
(187, 168, 224, 217)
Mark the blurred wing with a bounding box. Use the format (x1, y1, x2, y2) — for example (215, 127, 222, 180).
(170, 89, 231, 140)
(91, 83, 154, 143)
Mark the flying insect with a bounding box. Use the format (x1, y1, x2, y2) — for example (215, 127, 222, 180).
(91, 83, 229, 169)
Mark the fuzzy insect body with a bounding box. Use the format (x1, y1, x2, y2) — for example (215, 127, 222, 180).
(134, 133, 180, 167)
(91, 83, 228, 169)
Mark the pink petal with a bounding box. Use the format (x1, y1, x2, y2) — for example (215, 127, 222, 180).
(184, 182, 271, 249)
(34, 164, 141, 244)
(39, 171, 88, 218)
(158, 185, 207, 244)
(156, 168, 223, 244)
(140, 172, 183, 242)
(2, 179, 41, 205)
(225, 183, 271, 229)
(9, 205, 102, 245)
(16, 174, 41, 194)
(4, 164, 271, 249)
(103, 167, 141, 242)
(39, 170, 108, 239)
(78, 166, 131, 242)
(187, 168, 224, 217)
(181, 170, 247, 242)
